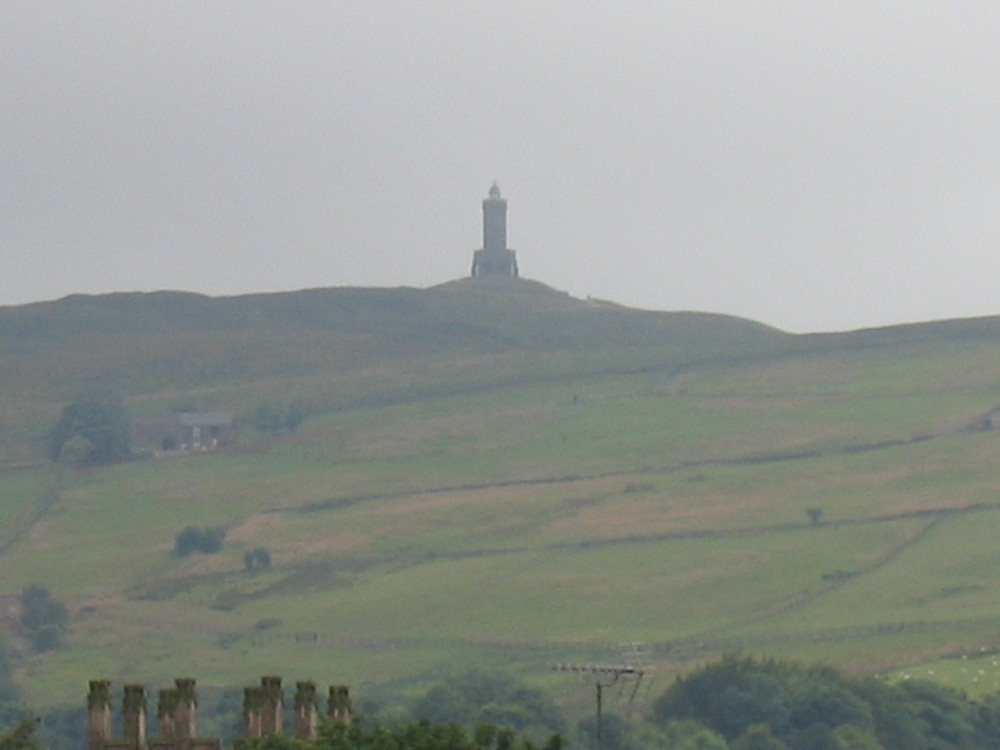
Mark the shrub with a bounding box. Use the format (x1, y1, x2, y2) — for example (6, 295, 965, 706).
(251, 403, 307, 435)
(19, 585, 68, 652)
(49, 395, 131, 465)
(174, 526, 226, 557)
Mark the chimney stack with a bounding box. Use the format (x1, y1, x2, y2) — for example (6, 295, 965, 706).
(260, 676, 283, 735)
(172, 678, 197, 749)
(88, 680, 112, 750)
(294, 682, 318, 741)
(328, 685, 352, 725)
(122, 685, 148, 750)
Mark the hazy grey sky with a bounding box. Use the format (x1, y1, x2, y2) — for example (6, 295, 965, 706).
(3, 3, 999, 332)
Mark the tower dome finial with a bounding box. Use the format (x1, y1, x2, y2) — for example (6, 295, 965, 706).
(488, 182, 501, 200)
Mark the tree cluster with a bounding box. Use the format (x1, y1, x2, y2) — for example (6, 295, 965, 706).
(18, 585, 68, 652)
(251, 404, 306, 436)
(48, 395, 131, 466)
(409, 671, 564, 743)
(235, 719, 562, 750)
(174, 526, 226, 557)
(0, 718, 42, 750)
(0, 639, 31, 734)
(10, 655, 1000, 750)
(651, 655, 1000, 750)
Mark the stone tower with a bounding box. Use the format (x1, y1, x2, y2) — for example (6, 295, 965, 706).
(471, 183, 519, 277)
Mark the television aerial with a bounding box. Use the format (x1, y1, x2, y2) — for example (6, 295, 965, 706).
(553, 642, 653, 750)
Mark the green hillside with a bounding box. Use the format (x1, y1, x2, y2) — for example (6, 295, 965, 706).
(2, 278, 1000, 718)
(0, 278, 786, 465)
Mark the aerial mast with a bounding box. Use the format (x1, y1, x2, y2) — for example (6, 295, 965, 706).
(553, 644, 651, 750)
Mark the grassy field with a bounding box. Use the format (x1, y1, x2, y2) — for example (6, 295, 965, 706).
(2, 280, 1000, 718)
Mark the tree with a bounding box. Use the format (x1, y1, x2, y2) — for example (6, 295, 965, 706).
(54, 435, 96, 466)
(410, 671, 564, 742)
(652, 657, 793, 740)
(972, 692, 1000, 750)
(19, 585, 68, 652)
(34, 706, 87, 750)
(0, 640, 20, 706)
(252, 403, 307, 436)
(0, 640, 29, 731)
(575, 712, 634, 750)
(891, 681, 974, 750)
(806, 508, 824, 526)
(789, 722, 840, 750)
(174, 526, 226, 557)
(661, 720, 730, 750)
(786, 675, 871, 733)
(232, 717, 558, 750)
(731, 724, 787, 750)
(833, 725, 886, 750)
(652, 657, 999, 750)
(850, 679, 927, 750)
(0, 717, 42, 750)
(49, 395, 131, 465)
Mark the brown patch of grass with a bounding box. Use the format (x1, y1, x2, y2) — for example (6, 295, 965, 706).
(278, 530, 372, 558)
(226, 513, 283, 541)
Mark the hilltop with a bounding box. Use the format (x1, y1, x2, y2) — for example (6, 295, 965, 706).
(2, 278, 1000, 717)
(0, 278, 786, 465)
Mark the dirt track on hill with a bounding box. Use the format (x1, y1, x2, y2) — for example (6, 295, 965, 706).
(0, 474, 63, 560)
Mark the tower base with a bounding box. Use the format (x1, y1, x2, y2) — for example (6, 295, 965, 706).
(471, 249, 518, 277)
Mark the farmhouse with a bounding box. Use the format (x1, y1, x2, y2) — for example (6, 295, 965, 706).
(132, 412, 235, 453)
